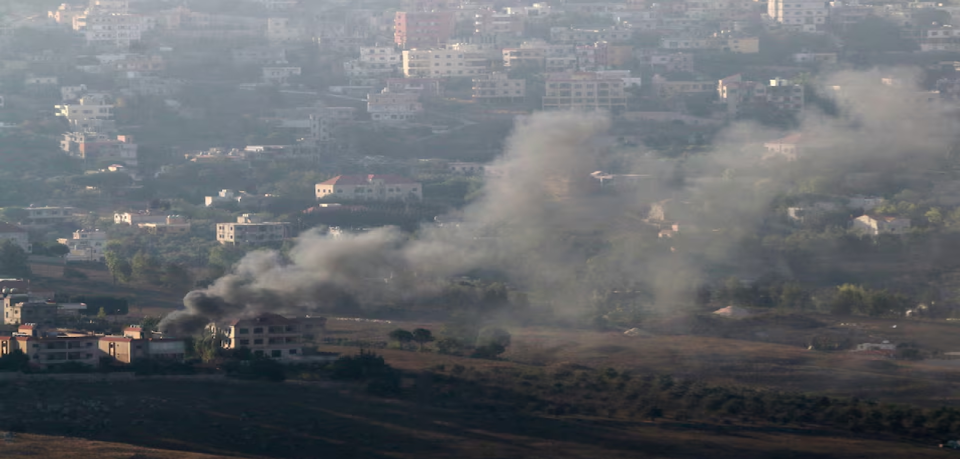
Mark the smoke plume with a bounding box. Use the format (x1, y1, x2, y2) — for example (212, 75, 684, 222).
(160, 69, 960, 335)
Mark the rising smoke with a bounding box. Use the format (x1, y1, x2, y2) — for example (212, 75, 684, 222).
(160, 68, 960, 336)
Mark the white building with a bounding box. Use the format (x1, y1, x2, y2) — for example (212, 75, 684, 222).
(316, 175, 422, 201)
(767, 0, 828, 33)
(73, 13, 144, 47)
(359, 46, 401, 66)
(114, 211, 166, 225)
(58, 229, 108, 262)
(852, 215, 911, 236)
(216, 214, 288, 246)
(366, 89, 422, 122)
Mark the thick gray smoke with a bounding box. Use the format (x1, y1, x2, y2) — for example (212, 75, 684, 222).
(160, 68, 960, 335)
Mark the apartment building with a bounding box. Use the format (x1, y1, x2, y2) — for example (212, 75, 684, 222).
(61, 133, 137, 166)
(55, 100, 114, 132)
(543, 72, 628, 111)
(717, 74, 803, 115)
(474, 8, 525, 36)
(472, 73, 526, 102)
(216, 214, 288, 246)
(359, 46, 402, 66)
(0, 223, 30, 254)
(8, 325, 100, 368)
(853, 215, 912, 236)
(502, 42, 575, 69)
(58, 229, 108, 262)
(402, 47, 491, 78)
(73, 13, 144, 47)
(216, 313, 305, 359)
(394, 11, 456, 48)
(386, 78, 443, 97)
(550, 26, 632, 44)
(660, 34, 759, 53)
(267, 17, 308, 43)
(767, 0, 828, 33)
(316, 175, 423, 201)
(366, 89, 423, 122)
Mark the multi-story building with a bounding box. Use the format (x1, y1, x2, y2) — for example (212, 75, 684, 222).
(717, 74, 803, 115)
(543, 71, 628, 111)
(0, 324, 184, 369)
(502, 42, 575, 69)
(316, 175, 423, 201)
(4, 295, 57, 326)
(386, 78, 444, 98)
(266, 17, 308, 43)
(212, 313, 328, 359)
(394, 11, 456, 48)
(402, 47, 491, 78)
(7, 324, 100, 368)
(472, 73, 526, 102)
(55, 99, 114, 132)
(474, 8, 524, 36)
(0, 222, 30, 254)
(216, 214, 288, 246)
(73, 13, 144, 47)
(22, 207, 77, 227)
(549, 26, 632, 44)
(660, 34, 759, 53)
(366, 89, 423, 122)
(359, 46, 402, 66)
(60, 133, 136, 166)
(637, 50, 695, 73)
(58, 229, 108, 262)
(767, 0, 828, 33)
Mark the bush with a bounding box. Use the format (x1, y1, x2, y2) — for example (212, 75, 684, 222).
(224, 357, 286, 382)
(436, 337, 465, 355)
(330, 350, 393, 380)
(471, 343, 506, 359)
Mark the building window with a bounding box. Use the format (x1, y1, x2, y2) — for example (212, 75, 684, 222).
(253, 327, 263, 334)
(240, 339, 250, 345)
(238, 328, 249, 334)
(271, 350, 282, 358)
(254, 339, 263, 345)
(289, 349, 298, 355)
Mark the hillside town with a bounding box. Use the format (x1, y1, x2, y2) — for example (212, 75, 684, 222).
(6, 0, 960, 456)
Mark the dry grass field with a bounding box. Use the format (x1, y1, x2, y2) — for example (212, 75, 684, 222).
(320, 315, 960, 408)
(0, 378, 952, 459)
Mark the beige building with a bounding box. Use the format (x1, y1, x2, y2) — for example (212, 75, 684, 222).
(216, 313, 305, 359)
(55, 100, 114, 131)
(73, 12, 144, 47)
(543, 72, 627, 111)
(138, 215, 191, 234)
(59, 229, 108, 262)
(402, 47, 490, 78)
(472, 73, 525, 102)
(366, 89, 423, 122)
(316, 175, 422, 201)
(8, 325, 100, 368)
(114, 210, 167, 225)
(216, 214, 288, 246)
(853, 215, 911, 236)
(4, 294, 58, 326)
(768, 0, 828, 33)
(763, 133, 803, 160)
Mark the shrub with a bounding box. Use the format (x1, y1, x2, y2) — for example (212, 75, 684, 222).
(471, 343, 506, 359)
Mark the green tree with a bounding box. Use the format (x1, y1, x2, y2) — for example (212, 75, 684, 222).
(131, 250, 161, 284)
(412, 328, 435, 351)
(0, 240, 31, 278)
(97, 307, 107, 320)
(105, 250, 132, 283)
(140, 316, 161, 336)
(831, 284, 867, 315)
(388, 329, 414, 349)
(46, 243, 70, 257)
(160, 262, 193, 291)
